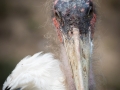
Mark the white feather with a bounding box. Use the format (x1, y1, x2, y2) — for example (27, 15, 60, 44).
(3, 52, 66, 90)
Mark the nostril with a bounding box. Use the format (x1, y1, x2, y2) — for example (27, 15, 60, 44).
(68, 31, 73, 37)
(71, 31, 73, 34)
(66, 13, 70, 17)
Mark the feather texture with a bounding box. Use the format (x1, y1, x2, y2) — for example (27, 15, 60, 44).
(3, 52, 66, 90)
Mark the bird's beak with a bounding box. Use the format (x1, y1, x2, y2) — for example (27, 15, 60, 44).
(62, 27, 92, 90)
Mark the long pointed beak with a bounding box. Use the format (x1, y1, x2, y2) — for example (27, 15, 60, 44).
(62, 28, 92, 90)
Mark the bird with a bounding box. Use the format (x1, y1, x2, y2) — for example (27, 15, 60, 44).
(2, 0, 96, 90)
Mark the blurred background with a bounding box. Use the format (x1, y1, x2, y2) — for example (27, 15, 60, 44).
(0, 0, 60, 89)
(94, 0, 120, 90)
(0, 0, 120, 90)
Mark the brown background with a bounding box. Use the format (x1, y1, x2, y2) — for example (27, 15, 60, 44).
(0, 0, 120, 90)
(0, 0, 60, 89)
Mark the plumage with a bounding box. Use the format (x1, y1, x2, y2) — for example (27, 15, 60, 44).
(3, 52, 66, 90)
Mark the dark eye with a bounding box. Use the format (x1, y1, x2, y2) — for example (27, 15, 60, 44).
(54, 10, 62, 22)
(87, 1, 94, 16)
(87, 6, 93, 16)
(54, 10, 64, 25)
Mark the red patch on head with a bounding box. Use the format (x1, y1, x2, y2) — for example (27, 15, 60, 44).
(90, 13, 96, 38)
(53, 17, 60, 29)
(53, 17, 63, 43)
(90, 13, 96, 28)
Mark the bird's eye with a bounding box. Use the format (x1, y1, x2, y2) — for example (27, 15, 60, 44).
(87, 1, 94, 16)
(54, 10, 62, 22)
(87, 6, 93, 16)
(54, 10, 65, 25)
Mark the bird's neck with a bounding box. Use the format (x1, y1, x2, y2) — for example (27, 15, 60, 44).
(60, 44, 76, 90)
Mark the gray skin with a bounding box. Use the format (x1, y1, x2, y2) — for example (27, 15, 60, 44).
(53, 0, 94, 35)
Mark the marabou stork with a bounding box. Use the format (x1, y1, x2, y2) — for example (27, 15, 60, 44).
(3, 0, 96, 90)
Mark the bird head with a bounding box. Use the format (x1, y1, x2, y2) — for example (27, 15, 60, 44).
(53, 0, 95, 35)
(52, 0, 96, 89)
